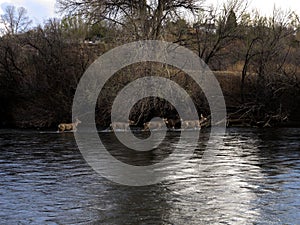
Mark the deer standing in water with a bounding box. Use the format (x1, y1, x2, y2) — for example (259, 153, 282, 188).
(58, 118, 81, 132)
(181, 114, 208, 129)
(143, 118, 168, 131)
(110, 120, 136, 131)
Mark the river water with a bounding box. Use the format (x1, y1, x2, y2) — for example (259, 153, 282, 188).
(0, 128, 299, 224)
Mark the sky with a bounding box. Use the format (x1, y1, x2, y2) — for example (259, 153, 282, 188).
(207, 0, 300, 16)
(0, 0, 56, 25)
(0, 0, 300, 26)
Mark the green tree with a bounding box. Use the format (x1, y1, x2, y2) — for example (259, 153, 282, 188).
(61, 15, 88, 42)
(225, 9, 237, 30)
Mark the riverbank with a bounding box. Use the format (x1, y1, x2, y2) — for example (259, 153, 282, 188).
(1, 70, 299, 129)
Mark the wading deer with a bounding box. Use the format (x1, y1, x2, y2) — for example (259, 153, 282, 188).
(58, 118, 81, 132)
(143, 118, 168, 131)
(181, 114, 207, 129)
(110, 120, 136, 131)
(165, 117, 181, 129)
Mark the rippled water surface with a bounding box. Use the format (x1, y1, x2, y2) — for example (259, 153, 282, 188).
(0, 128, 300, 224)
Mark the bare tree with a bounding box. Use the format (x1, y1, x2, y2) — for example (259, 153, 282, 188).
(57, 0, 203, 40)
(0, 5, 32, 35)
(240, 9, 295, 101)
(227, 8, 298, 127)
(190, 0, 248, 66)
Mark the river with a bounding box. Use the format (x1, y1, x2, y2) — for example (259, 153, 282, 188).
(0, 128, 299, 224)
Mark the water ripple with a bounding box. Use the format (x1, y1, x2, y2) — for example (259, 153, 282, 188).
(0, 128, 299, 224)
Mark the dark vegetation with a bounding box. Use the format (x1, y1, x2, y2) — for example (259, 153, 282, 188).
(0, 0, 300, 129)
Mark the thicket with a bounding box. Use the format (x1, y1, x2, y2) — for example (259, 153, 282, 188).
(0, 0, 300, 128)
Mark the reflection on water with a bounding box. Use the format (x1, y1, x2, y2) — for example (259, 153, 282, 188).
(0, 128, 299, 224)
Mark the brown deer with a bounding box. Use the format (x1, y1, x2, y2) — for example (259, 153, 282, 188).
(165, 117, 181, 129)
(181, 114, 207, 129)
(143, 118, 168, 131)
(58, 118, 81, 132)
(110, 120, 136, 131)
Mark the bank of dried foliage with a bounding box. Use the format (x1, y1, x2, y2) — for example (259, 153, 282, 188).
(1, 2, 300, 128)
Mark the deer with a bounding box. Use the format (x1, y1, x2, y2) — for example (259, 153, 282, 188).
(181, 114, 207, 129)
(110, 120, 136, 131)
(143, 118, 168, 131)
(164, 117, 181, 129)
(58, 118, 81, 132)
